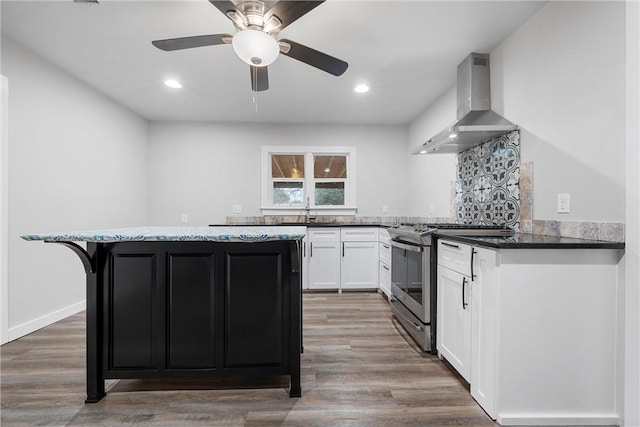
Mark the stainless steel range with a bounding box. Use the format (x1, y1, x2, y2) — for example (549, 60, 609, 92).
(387, 223, 512, 353)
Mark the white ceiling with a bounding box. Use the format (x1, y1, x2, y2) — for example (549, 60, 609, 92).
(1, 0, 546, 125)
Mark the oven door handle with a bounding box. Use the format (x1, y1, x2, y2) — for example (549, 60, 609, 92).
(390, 240, 423, 253)
(390, 296, 425, 332)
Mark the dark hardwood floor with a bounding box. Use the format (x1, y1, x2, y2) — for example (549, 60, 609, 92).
(1, 292, 496, 426)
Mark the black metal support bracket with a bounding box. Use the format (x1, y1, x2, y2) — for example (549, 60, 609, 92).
(46, 241, 95, 274)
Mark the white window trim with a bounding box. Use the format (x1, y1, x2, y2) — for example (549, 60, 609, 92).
(261, 145, 357, 216)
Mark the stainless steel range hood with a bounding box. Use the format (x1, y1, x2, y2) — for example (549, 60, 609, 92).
(413, 53, 518, 154)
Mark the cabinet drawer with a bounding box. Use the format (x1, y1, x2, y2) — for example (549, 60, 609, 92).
(308, 228, 340, 242)
(340, 227, 379, 242)
(379, 240, 391, 264)
(438, 239, 473, 277)
(379, 260, 391, 290)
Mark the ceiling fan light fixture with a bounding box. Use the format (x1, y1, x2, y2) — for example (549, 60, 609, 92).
(232, 29, 279, 67)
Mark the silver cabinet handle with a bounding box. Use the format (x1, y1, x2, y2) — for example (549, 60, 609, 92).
(462, 277, 468, 310)
(470, 248, 476, 281)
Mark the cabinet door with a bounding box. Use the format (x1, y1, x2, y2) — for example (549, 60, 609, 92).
(224, 246, 288, 369)
(301, 233, 309, 290)
(379, 260, 391, 297)
(437, 266, 471, 382)
(167, 251, 217, 369)
(470, 247, 498, 419)
(341, 241, 379, 289)
(308, 240, 341, 290)
(107, 250, 163, 370)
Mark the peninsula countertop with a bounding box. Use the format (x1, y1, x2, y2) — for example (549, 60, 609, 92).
(21, 226, 307, 243)
(437, 232, 625, 250)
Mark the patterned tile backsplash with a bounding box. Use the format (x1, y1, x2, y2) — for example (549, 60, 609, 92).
(455, 131, 521, 231)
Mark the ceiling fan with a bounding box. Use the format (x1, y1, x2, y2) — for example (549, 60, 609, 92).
(152, 0, 348, 92)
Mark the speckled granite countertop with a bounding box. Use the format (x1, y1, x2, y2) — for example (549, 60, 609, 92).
(21, 226, 306, 243)
(437, 233, 625, 250)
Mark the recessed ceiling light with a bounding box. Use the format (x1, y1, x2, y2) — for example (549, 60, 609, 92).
(449, 133, 458, 139)
(164, 79, 182, 89)
(354, 84, 369, 94)
(419, 150, 427, 154)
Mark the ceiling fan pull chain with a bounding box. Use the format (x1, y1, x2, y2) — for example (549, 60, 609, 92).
(252, 66, 259, 114)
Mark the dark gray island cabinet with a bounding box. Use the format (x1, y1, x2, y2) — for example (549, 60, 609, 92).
(22, 226, 306, 403)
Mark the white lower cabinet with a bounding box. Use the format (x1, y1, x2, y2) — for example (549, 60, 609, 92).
(340, 228, 379, 290)
(307, 228, 341, 290)
(437, 266, 471, 382)
(469, 247, 498, 418)
(378, 228, 392, 297)
(437, 240, 498, 417)
(301, 234, 309, 289)
(437, 238, 622, 425)
(341, 240, 379, 289)
(306, 227, 379, 291)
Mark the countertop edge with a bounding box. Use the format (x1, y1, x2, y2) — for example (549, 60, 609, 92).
(21, 226, 306, 243)
(437, 233, 625, 250)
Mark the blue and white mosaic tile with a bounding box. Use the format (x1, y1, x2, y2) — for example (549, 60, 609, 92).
(455, 131, 521, 231)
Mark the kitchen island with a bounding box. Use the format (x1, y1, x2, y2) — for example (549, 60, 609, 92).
(22, 226, 306, 403)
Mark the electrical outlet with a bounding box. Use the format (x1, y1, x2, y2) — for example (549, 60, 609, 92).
(382, 205, 389, 214)
(181, 214, 188, 223)
(557, 193, 570, 213)
(232, 204, 242, 214)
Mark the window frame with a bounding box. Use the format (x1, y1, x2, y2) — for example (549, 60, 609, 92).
(261, 146, 357, 216)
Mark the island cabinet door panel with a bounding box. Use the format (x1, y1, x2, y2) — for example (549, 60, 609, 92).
(167, 252, 217, 369)
(224, 248, 289, 370)
(106, 250, 164, 371)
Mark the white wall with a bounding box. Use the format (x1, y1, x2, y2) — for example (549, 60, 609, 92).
(490, 1, 626, 222)
(148, 122, 409, 225)
(624, 1, 640, 424)
(2, 38, 149, 341)
(407, 87, 457, 218)
(1, 75, 8, 344)
(407, 2, 626, 224)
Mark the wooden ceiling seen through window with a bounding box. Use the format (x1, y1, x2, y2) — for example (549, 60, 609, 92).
(272, 154, 347, 179)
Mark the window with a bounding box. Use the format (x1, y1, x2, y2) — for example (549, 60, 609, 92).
(262, 146, 356, 215)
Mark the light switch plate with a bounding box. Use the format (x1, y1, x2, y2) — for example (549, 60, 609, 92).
(232, 204, 242, 214)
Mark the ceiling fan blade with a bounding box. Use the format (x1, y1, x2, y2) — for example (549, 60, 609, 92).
(250, 66, 269, 92)
(279, 39, 348, 76)
(152, 34, 232, 51)
(208, 1, 240, 18)
(264, 1, 324, 31)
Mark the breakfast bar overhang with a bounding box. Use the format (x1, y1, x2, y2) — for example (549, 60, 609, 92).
(22, 226, 306, 403)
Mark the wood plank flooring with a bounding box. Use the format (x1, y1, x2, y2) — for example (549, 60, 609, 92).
(1, 292, 497, 426)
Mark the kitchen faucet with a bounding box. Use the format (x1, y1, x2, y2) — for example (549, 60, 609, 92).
(305, 197, 315, 223)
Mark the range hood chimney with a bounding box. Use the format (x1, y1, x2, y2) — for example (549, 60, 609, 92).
(414, 52, 517, 154)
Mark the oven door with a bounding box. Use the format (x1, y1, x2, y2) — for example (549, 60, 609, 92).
(390, 239, 430, 324)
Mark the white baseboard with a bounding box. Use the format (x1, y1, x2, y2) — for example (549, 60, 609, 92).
(497, 413, 620, 426)
(6, 300, 86, 343)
